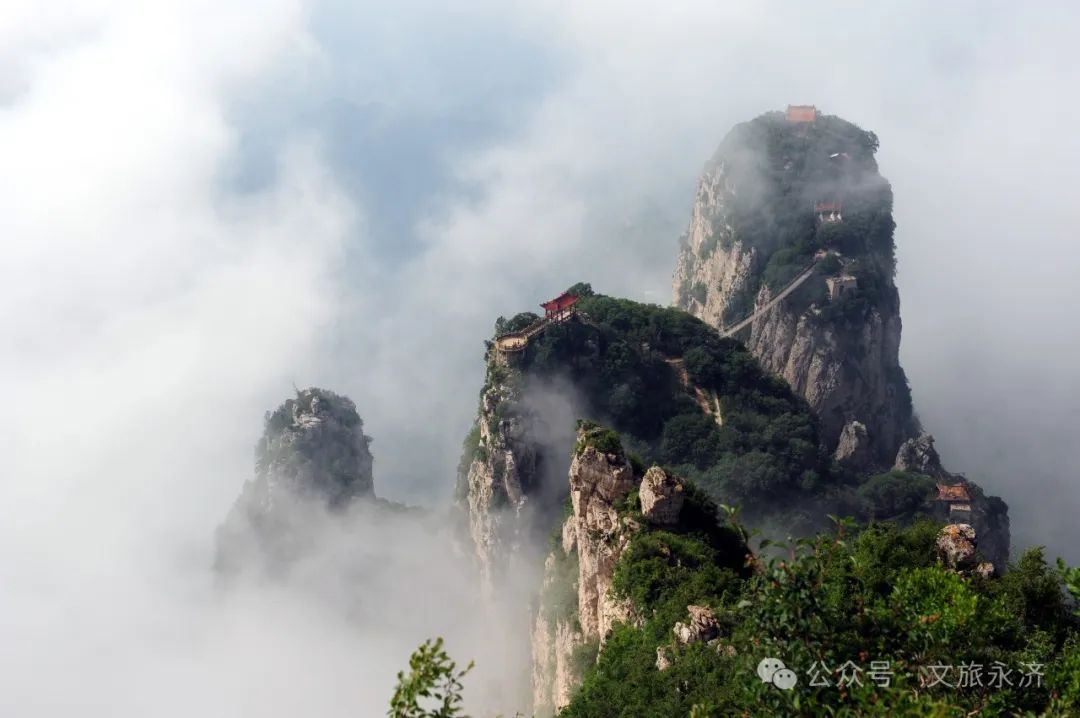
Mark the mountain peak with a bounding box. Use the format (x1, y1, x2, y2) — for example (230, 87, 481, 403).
(673, 109, 908, 463)
(215, 387, 375, 575)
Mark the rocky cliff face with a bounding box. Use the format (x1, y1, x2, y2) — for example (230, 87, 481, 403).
(670, 178, 756, 331)
(215, 387, 375, 574)
(892, 432, 1010, 568)
(672, 111, 914, 465)
(458, 293, 839, 589)
(458, 360, 548, 593)
(567, 443, 640, 641)
(672, 110, 1009, 562)
(744, 287, 910, 463)
(531, 535, 583, 717)
(532, 429, 691, 714)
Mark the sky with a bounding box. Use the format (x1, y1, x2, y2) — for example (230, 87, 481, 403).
(2, 1, 1079, 715)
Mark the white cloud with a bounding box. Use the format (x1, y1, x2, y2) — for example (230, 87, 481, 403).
(0, 2, 369, 714)
(4, 1, 1080, 715)
(335, 1, 1080, 564)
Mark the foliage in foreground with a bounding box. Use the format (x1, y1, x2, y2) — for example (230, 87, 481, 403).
(389, 638, 473, 718)
(563, 512, 1080, 717)
(392, 507, 1080, 717)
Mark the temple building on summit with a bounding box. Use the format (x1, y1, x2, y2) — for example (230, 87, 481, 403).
(786, 105, 817, 123)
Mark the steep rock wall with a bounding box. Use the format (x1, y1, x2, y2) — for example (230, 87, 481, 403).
(215, 387, 375, 573)
(568, 445, 639, 640)
(893, 432, 1010, 568)
(672, 112, 914, 465)
(459, 360, 544, 593)
(745, 283, 910, 461)
(531, 436, 673, 714)
(530, 522, 582, 717)
(672, 110, 1008, 560)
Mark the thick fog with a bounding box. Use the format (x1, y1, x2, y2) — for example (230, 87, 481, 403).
(2, 1, 1079, 715)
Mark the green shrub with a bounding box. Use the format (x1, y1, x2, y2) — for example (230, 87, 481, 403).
(540, 548, 580, 624)
(388, 638, 472, 718)
(855, 470, 936, 519)
(569, 638, 600, 679)
(574, 421, 624, 458)
(818, 251, 842, 275)
(392, 516, 1080, 717)
(565, 281, 595, 298)
(501, 311, 540, 334)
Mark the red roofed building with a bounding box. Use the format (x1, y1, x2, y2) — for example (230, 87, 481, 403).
(936, 482, 972, 521)
(786, 105, 817, 123)
(937, 484, 971, 503)
(541, 292, 579, 321)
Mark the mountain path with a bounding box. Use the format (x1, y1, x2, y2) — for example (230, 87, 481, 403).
(720, 262, 819, 338)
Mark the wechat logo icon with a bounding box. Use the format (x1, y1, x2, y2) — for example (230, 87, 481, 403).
(758, 657, 798, 691)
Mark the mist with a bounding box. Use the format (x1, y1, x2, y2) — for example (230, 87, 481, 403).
(3, 1, 1079, 716)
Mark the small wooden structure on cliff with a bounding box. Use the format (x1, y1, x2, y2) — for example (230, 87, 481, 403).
(815, 201, 843, 224)
(494, 292, 580, 355)
(935, 482, 972, 522)
(826, 274, 858, 301)
(541, 291, 579, 321)
(786, 105, 817, 123)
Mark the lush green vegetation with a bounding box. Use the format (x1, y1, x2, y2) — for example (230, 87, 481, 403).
(697, 521, 1080, 717)
(394, 509, 1080, 717)
(254, 388, 373, 501)
(574, 420, 626, 458)
(698, 111, 902, 330)
(495, 312, 542, 335)
(453, 424, 483, 502)
(488, 290, 923, 532)
(388, 638, 474, 718)
(855, 470, 938, 520)
(539, 543, 579, 626)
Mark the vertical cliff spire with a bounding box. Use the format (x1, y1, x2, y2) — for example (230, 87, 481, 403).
(215, 387, 375, 574)
(672, 109, 915, 466)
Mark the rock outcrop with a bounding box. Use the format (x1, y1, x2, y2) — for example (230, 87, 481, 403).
(531, 429, 652, 715)
(655, 646, 673, 671)
(894, 431, 946, 476)
(658, 604, 735, 670)
(531, 541, 584, 717)
(250, 387, 374, 505)
(673, 605, 721, 645)
(834, 420, 874, 471)
(569, 443, 639, 640)
(671, 191, 756, 332)
(215, 388, 375, 573)
(742, 289, 911, 464)
(671, 110, 1010, 563)
(936, 523, 979, 571)
(892, 432, 1010, 568)
(935, 523, 994, 578)
(640, 465, 685, 526)
(459, 363, 544, 593)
